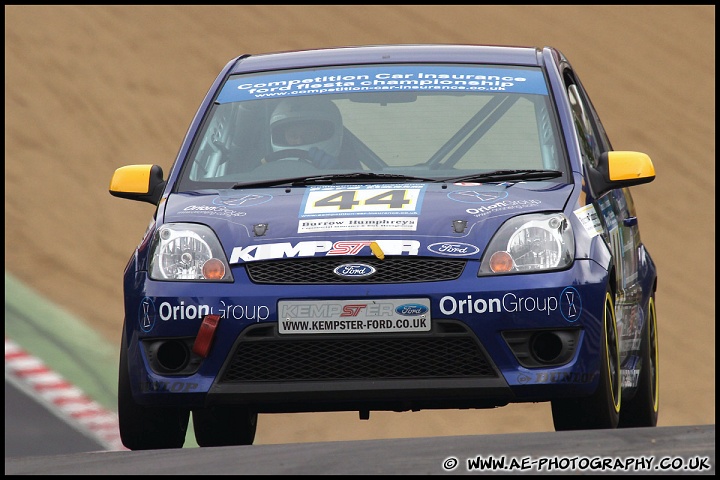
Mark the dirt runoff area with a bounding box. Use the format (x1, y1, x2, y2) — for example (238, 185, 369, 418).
(4, 5, 715, 444)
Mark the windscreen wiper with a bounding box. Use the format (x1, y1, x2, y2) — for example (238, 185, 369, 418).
(232, 176, 314, 189)
(296, 172, 436, 185)
(231, 170, 559, 189)
(439, 169, 563, 184)
(232, 172, 435, 189)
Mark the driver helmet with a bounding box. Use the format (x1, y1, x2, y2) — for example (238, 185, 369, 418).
(270, 97, 343, 157)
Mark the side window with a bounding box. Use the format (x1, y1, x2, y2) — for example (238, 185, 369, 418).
(187, 103, 236, 180)
(572, 76, 614, 153)
(622, 187, 638, 218)
(184, 102, 268, 182)
(567, 83, 602, 168)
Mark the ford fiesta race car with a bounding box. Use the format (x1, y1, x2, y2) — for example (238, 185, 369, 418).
(110, 44, 659, 450)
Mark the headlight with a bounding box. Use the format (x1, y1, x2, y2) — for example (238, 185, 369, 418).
(478, 213, 574, 275)
(148, 223, 233, 281)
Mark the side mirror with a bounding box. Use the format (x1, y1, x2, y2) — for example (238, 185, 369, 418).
(587, 151, 656, 197)
(109, 164, 166, 205)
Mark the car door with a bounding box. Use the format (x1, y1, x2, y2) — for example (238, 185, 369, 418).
(561, 67, 643, 371)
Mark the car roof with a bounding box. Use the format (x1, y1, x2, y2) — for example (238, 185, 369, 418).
(229, 44, 548, 74)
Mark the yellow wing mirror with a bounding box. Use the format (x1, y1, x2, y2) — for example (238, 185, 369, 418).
(588, 151, 656, 197)
(109, 164, 166, 205)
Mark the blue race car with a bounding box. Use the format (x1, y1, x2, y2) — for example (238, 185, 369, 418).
(109, 44, 659, 450)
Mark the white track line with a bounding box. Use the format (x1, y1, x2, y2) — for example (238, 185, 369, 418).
(4, 337, 127, 451)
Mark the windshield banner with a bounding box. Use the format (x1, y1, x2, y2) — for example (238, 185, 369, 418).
(217, 65, 548, 103)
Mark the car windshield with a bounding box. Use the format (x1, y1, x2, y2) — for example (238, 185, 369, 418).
(177, 64, 568, 190)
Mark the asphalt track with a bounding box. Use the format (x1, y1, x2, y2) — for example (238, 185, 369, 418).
(4, 272, 715, 474)
(5, 425, 716, 475)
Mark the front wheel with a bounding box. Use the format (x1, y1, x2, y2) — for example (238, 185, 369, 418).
(551, 285, 621, 430)
(118, 332, 190, 450)
(619, 293, 659, 427)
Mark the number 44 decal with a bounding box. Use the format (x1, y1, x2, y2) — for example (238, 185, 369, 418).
(316, 190, 410, 210)
(301, 186, 425, 216)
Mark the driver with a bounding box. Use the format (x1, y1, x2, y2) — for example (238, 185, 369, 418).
(269, 97, 343, 168)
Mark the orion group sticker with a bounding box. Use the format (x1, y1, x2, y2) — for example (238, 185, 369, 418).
(465, 198, 542, 216)
(447, 190, 509, 204)
(213, 193, 273, 208)
(138, 297, 157, 333)
(559, 286, 582, 322)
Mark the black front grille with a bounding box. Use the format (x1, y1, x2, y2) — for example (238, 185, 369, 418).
(245, 257, 466, 284)
(219, 322, 497, 383)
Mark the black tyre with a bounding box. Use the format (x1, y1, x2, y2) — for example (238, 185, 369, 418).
(193, 405, 258, 447)
(118, 332, 190, 450)
(619, 294, 659, 427)
(551, 285, 621, 430)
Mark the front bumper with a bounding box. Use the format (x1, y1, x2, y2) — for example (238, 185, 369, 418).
(123, 258, 609, 410)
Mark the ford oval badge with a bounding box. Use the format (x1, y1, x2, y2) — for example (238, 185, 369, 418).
(395, 303, 429, 316)
(333, 263, 376, 278)
(427, 242, 480, 256)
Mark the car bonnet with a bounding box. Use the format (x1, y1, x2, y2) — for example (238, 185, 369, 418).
(163, 181, 573, 264)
